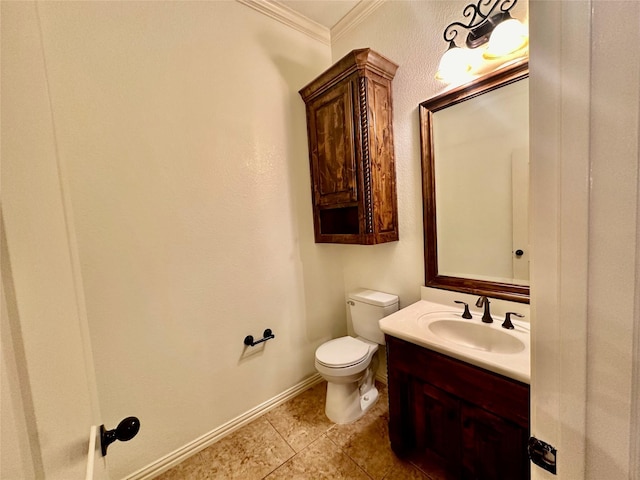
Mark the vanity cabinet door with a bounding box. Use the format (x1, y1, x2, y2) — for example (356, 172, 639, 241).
(461, 405, 529, 480)
(387, 369, 415, 456)
(386, 335, 531, 480)
(414, 382, 462, 478)
(306, 79, 358, 208)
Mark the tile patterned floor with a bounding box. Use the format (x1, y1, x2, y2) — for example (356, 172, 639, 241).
(156, 381, 432, 479)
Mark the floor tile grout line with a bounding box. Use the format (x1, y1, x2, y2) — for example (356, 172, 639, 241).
(265, 416, 297, 454)
(275, 380, 384, 478)
(326, 435, 373, 479)
(325, 429, 379, 480)
(260, 416, 298, 479)
(157, 380, 429, 480)
(260, 446, 304, 480)
(320, 433, 375, 480)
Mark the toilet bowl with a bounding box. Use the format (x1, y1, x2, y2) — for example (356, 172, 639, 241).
(315, 289, 398, 424)
(315, 336, 380, 424)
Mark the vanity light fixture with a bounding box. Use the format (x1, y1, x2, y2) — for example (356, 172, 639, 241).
(435, 40, 472, 82)
(436, 0, 528, 83)
(483, 14, 528, 58)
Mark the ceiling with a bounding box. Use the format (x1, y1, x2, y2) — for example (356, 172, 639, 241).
(278, 0, 361, 29)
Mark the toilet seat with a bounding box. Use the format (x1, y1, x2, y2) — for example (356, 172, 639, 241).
(315, 336, 371, 368)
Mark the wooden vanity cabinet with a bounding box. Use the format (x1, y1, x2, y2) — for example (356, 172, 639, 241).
(386, 336, 530, 480)
(299, 49, 399, 244)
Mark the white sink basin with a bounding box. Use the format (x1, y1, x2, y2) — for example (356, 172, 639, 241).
(379, 300, 531, 383)
(427, 319, 525, 354)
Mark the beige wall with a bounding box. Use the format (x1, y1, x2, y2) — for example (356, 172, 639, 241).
(1, 3, 102, 478)
(3, 0, 639, 478)
(332, 1, 448, 309)
(332, 0, 530, 312)
(1, 281, 36, 480)
(0, 2, 107, 480)
(40, 2, 339, 477)
(331, 0, 529, 378)
(4, 1, 339, 478)
(334, 0, 639, 478)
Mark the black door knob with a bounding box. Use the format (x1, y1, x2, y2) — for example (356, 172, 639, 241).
(100, 416, 140, 456)
(515, 249, 524, 257)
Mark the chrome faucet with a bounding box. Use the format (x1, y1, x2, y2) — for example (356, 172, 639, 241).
(475, 296, 493, 323)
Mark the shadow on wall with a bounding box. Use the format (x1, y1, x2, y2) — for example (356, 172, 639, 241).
(1, 213, 43, 477)
(259, 30, 348, 346)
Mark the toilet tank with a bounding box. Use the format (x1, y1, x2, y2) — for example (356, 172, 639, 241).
(348, 289, 399, 345)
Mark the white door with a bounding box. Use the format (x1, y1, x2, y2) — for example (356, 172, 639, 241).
(530, 1, 590, 478)
(86, 426, 110, 480)
(1, 2, 108, 478)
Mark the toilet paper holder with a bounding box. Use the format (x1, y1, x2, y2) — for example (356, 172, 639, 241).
(244, 328, 275, 347)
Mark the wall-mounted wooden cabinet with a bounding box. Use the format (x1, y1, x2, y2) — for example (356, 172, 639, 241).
(386, 336, 531, 479)
(299, 49, 399, 244)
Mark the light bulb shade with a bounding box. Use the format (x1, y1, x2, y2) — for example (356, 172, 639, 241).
(483, 18, 528, 59)
(436, 46, 472, 82)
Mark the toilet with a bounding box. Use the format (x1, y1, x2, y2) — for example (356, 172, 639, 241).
(315, 289, 399, 424)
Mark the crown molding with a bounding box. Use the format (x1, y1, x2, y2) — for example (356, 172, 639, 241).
(331, 0, 386, 42)
(237, 0, 331, 45)
(237, 0, 386, 46)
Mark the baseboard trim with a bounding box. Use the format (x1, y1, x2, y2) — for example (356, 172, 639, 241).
(124, 373, 323, 480)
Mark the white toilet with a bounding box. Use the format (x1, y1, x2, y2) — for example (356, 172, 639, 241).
(315, 289, 399, 424)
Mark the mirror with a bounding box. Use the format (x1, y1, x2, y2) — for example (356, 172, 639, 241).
(420, 61, 529, 303)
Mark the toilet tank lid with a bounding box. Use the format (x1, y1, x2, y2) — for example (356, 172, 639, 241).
(349, 289, 398, 307)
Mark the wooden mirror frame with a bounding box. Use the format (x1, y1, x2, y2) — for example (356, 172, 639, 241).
(420, 61, 530, 303)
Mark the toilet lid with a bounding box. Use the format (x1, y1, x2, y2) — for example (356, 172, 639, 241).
(315, 337, 370, 368)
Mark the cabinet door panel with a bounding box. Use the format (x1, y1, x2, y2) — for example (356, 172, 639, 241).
(369, 77, 397, 233)
(388, 369, 415, 455)
(308, 80, 358, 206)
(416, 382, 462, 472)
(461, 405, 529, 480)
(386, 337, 530, 480)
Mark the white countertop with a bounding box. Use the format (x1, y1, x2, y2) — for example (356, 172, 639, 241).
(379, 298, 531, 384)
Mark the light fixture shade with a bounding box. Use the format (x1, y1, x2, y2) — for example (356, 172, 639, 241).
(436, 45, 472, 82)
(483, 18, 528, 59)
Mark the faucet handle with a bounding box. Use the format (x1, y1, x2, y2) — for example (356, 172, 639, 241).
(502, 312, 524, 330)
(454, 300, 473, 319)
